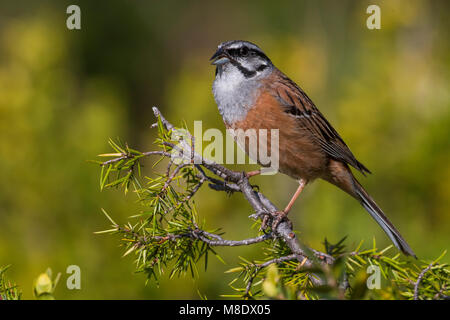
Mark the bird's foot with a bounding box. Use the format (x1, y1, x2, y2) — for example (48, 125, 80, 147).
(255, 210, 292, 232)
(259, 214, 271, 232)
(271, 210, 291, 230)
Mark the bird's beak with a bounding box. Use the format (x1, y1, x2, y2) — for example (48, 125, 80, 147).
(210, 48, 230, 66)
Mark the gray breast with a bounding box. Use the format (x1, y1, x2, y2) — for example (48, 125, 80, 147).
(212, 68, 262, 126)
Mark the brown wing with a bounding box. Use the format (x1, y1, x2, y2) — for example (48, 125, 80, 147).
(269, 70, 371, 175)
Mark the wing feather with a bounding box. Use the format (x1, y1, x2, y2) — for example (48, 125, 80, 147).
(271, 72, 371, 175)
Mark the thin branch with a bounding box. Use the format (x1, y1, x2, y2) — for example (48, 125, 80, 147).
(120, 226, 273, 248)
(414, 262, 434, 300)
(100, 151, 171, 166)
(433, 284, 447, 300)
(194, 230, 273, 247)
(257, 254, 298, 269)
(161, 163, 191, 193)
(244, 254, 299, 296)
(101, 107, 333, 269)
(152, 106, 175, 131)
(149, 107, 333, 266)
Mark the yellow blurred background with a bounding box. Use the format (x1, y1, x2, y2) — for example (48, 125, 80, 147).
(0, 0, 448, 299)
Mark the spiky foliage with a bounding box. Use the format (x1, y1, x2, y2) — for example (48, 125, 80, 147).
(94, 110, 449, 300)
(0, 266, 60, 300)
(94, 118, 227, 283)
(226, 239, 449, 300)
(0, 265, 21, 300)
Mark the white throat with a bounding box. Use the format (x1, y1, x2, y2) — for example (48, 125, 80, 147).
(212, 65, 267, 126)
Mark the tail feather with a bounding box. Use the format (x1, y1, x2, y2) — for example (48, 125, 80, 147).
(353, 179, 416, 258)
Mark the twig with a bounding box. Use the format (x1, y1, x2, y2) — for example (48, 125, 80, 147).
(414, 262, 434, 300)
(120, 226, 273, 248)
(194, 230, 273, 247)
(149, 107, 334, 265)
(101, 151, 171, 166)
(433, 284, 447, 300)
(150, 107, 339, 291)
(257, 254, 298, 268)
(152, 106, 174, 131)
(103, 106, 335, 292)
(244, 254, 298, 296)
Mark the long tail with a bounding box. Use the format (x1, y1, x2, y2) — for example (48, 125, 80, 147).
(352, 178, 416, 257)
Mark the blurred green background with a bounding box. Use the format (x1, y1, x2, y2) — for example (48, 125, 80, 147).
(0, 0, 448, 299)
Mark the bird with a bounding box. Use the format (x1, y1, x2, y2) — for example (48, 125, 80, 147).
(210, 40, 416, 257)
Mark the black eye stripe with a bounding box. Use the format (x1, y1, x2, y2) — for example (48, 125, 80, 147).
(222, 44, 272, 78)
(227, 48, 241, 56)
(256, 64, 267, 72)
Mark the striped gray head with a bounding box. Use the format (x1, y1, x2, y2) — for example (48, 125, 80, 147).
(210, 40, 273, 79)
(211, 41, 274, 125)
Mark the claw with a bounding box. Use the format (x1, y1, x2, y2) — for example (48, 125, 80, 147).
(271, 210, 289, 230)
(259, 214, 271, 231)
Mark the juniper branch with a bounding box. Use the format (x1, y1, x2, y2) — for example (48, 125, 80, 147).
(150, 106, 332, 266)
(118, 225, 272, 248)
(414, 262, 434, 300)
(96, 106, 449, 300)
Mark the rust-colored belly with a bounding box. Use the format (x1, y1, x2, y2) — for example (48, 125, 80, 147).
(226, 93, 328, 181)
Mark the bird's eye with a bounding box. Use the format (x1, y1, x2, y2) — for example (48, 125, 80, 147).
(240, 47, 249, 56)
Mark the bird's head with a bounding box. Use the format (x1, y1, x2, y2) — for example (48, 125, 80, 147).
(210, 40, 273, 79)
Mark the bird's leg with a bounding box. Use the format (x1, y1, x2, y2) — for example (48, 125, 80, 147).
(245, 169, 261, 179)
(272, 178, 308, 230)
(245, 169, 262, 199)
